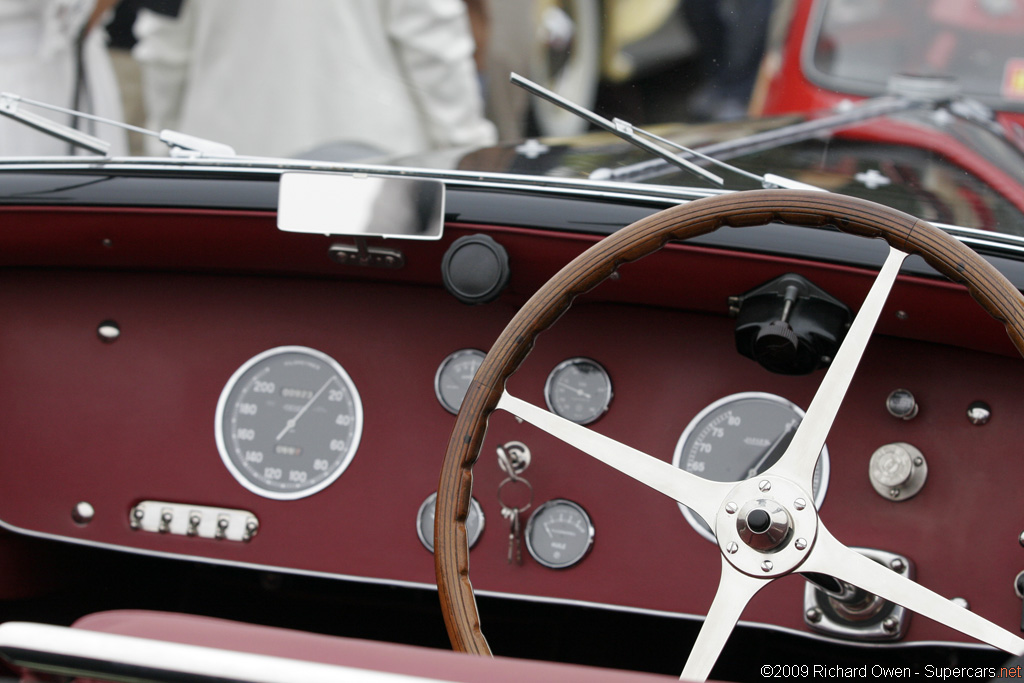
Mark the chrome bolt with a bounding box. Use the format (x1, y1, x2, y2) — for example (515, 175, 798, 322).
(725, 502, 738, 514)
(159, 510, 172, 533)
(793, 498, 807, 511)
(726, 542, 738, 554)
(794, 538, 808, 551)
(895, 310, 908, 321)
(758, 480, 772, 492)
(951, 597, 969, 610)
(913, 456, 924, 467)
(806, 608, 823, 623)
(1018, 530, 1024, 548)
(889, 488, 901, 499)
(890, 558, 906, 573)
(97, 320, 121, 343)
(72, 502, 94, 525)
(882, 616, 899, 633)
(760, 560, 774, 573)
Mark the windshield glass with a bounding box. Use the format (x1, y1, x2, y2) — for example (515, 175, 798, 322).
(3, 0, 1024, 238)
(809, 0, 1024, 108)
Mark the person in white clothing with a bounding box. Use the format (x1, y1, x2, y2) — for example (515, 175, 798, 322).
(0, 0, 128, 156)
(133, 0, 497, 159)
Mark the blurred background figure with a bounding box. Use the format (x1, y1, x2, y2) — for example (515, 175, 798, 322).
(133, 0, 496, 159)
(0, 0, 127, 155)
(682, 0, 774, 121)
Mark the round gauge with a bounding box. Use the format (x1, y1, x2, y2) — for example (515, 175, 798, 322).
(416, 492, 485, 552)
(544, 357, 613, 425)
(525, 499, 595, 569)
(435, 349, 485, 414)
(215, 346, 363, 500)
(672, 392, 829, 542)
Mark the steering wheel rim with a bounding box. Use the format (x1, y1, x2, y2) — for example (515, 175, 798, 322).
(434, 189, 1024, 677)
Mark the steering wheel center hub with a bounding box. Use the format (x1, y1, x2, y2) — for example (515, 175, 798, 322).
(717, 476, 817, 577)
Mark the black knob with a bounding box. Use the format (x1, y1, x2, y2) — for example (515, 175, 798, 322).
(746, 509, 772, 534)
(441, 234, 510, 305)
(752, 321, 799, 372)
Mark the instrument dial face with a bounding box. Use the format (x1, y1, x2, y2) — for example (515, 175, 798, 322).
(672, 392, 829, 542)
(434, 349, 485, 414)
(416, 492, 484, 552)
(544, 357, 613, 425)
(215, 346, 363, 500)
(525, 499, 595, 569)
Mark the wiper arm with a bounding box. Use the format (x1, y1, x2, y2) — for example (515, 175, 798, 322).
(510, 73, 724, 187)
(0, 93, 235, 158)
(601, 96, 925, 185)
(511, 73, 822, 191)
(0, 93, 109, 155)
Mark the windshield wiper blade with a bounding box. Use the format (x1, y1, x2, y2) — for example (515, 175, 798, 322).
(510, 73, 724, 187)
(600, 96, 925, 185)
(511, 73, 824, 191)
(0, 93, 235, 158)
(0, 93, 110, 155)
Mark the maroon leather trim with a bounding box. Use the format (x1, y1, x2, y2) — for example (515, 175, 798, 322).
(72, 610, 677, 682)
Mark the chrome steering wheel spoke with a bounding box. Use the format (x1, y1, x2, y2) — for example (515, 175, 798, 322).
(496, 391, 729, 526)
(680, 557, 768, 682)
(801, 526, 1024, 656)
(768, 246, 908, 488)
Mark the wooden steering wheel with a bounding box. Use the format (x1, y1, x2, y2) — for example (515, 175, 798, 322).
(434, 190, 1024, 681)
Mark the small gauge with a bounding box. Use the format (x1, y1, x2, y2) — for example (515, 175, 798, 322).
(672, 392, 829, 542)
(417, 492, 485, 552)
(215, 346, 362, 500)
(544, 357, 612, 425)
(435, 349, 486, 414)
(525, 499, 595, 569)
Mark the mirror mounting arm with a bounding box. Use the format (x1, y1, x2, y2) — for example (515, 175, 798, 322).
(328, 239, 405, 269)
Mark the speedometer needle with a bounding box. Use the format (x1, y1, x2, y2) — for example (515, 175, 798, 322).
(276, 376, 337, 441)
(746, 422, 797, 479)
(558, 381, 591, 399)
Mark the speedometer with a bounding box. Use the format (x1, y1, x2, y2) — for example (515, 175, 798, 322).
(672, 392, 829, 541)
(215, 346, 363, 500)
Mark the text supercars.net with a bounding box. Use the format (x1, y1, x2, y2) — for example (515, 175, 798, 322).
(760, 664, 1023, 678)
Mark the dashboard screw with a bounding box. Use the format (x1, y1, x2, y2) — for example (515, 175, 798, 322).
(882, 616, 899, 633)
(794, 538, 808, 551)
(758, 480, 771, 492)
(726, 542, 738, 554)
(806, 608, 822, 623)
(793, 498, 806, 511)
(725, 502, 738, 514)
(760, 560, 773, 572)
(890, 558, 906, 573)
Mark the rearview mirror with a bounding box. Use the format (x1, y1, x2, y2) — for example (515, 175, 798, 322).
(277, 173, 444, 239)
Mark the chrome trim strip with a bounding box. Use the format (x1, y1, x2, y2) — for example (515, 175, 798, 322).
(0, 622, 447, 683)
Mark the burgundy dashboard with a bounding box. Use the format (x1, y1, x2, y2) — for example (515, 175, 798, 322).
(0, 176, 1022, 674)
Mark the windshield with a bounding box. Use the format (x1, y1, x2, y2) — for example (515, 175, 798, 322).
(3, 0, 1024, 237)
(808, 0, 1024, 109)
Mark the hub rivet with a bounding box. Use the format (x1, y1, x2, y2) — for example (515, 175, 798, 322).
(806, 607, 822, 623)
(794, 498, 806, 511)
(725, 502, 738, 514)
(795, 537, 807, 551)
(726, 542, 738, 554)
(760, 560, 773, 572)
(758, 480, 772, 492)
(882, 616, 899, 633)
(890, 558, 906, 573)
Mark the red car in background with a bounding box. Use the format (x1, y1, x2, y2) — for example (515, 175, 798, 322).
(753, 0, 1024, 135)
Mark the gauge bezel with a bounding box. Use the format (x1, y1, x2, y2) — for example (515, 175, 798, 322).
(524, 498, 595, 569)
(416, 492, 484, 552)
(671, 391, 830, 542)
(434, 348, 486, 414)
(214, 345, 363, 501)
(543, 357, 613, 425)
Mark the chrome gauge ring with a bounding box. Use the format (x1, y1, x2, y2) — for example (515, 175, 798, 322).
(215, 346, 363, 500)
